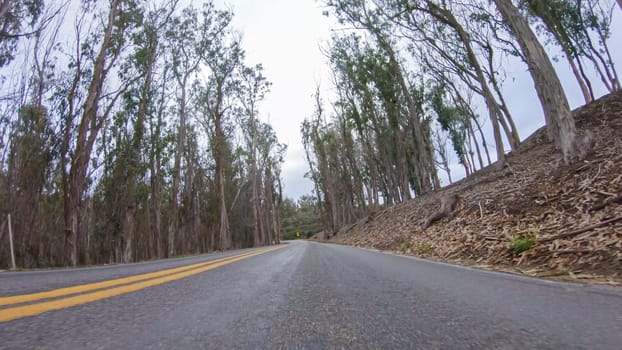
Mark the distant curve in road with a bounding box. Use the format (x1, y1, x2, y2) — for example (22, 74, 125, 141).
(1, 240, 621, 349)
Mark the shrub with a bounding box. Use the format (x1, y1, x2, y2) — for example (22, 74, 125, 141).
(510, 235, 535, 255)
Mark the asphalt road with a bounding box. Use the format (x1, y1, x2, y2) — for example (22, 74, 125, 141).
(1, 241, 621, 349)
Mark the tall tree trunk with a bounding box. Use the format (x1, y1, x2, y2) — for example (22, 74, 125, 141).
(563, 44, 593, 103)
(214, 115, 231, 250)
(264, 165, 277, 245)
(274, 175, 282, 245)
(64, 0, 120, 267)
(248, 117, 264, 247)
(493, 0, 590, 164)
(121, 33, 158, 263)
(482, 42, 521, 148)
(251, 160, 263, 246)
(472, 116, 492, 166)
(594, 28, 620, 91)
(467, 124, 484, 170)
(465, 132, 477, 174)
(386, 49, 437, 192)
(168, 74, 189, 257)
(150, 73, 166, 259)
(450, 85, 491, 167)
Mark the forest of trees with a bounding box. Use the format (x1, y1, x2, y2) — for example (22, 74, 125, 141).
(0, 0, 285, 268)
(303, 0, 619, 235)
(280, 195, 322, 240)
(0, 0, 619, 268)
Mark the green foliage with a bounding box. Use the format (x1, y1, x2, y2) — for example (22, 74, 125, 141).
(0, 0, 291, 267)
(0, 0, 44, 66)
(428, 84, 468, 164)
(519, 0, 619, 93)
(280, 196, 323, 240)
(510, 235, 536, 255)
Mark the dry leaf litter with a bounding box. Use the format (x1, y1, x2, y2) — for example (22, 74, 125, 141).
(324, 91, 622, 285)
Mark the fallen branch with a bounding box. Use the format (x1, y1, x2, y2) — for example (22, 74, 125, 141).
(478, 201, 484, 219)
(539, 216, 622, 243)
(553, 249, 607, 255)
(579, 164, 601, 191)
(589, 194, 622, 212)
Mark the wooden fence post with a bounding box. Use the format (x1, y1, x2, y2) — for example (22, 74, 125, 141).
(8, 214, 16, 270)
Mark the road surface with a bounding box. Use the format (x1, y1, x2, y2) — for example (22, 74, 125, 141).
(1, 240, 621, 349)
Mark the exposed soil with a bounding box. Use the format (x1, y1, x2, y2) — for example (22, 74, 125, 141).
(326, 91, 622, 285)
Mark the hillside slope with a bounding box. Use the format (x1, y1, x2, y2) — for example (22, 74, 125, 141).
(329, 91, 622, 285)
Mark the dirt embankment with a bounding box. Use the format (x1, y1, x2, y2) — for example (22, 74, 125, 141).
(329, 91, 622, 285)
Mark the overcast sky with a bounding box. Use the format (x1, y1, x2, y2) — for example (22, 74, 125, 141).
(215, 0, 333, 200)
(219, 0, 621, 200)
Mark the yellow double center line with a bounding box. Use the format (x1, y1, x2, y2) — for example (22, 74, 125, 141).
(0, 245, 284, 322)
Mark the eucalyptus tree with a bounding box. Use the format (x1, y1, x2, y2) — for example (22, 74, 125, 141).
(327, 33, 418, 208)
(520, 0, 620, 102)
(148, 66, 175, 258)
(351, 41, 411, 201)
(328, 36, 375, 202)
(0, 0, 286, 268)
(569, 0, 618, 92)
(425, 72, 491, 170)
(522, 0, 593, 102)
(194, 7, 240, 251)
(60, 0, 142, 266)
(195, 58, 283, 249)
(492, 0, 592, 164)
(254, 121, 285, 245)
(332, 93, 366, 211)
(306, 122, 342, 233)
(301, 92, 337, 233)
(177, 123, 205, 254)
(0, 0, 44, 67)
(433, 131, 453, 184)
(235, 64, 271, 246)
(110, 0, 178, 263)
(327, 0, 439, 193)
(0, 0, 67, 267)
(5, 105, 55, 266)
(328, 35, 391, 205)
(453, 88, 490, 169)
(301, 94, 325, 219)
(164, 3, 215, 256)
(380, 0, 519, 160)
(428, 84, 471, 176)
(303, 75, 377, 232)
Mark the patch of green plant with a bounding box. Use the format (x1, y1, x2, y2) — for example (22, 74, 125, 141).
(510, 235, 535, 255)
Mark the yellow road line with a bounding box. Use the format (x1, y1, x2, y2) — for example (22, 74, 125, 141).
(0, 247, 273, 307)
(0, 245, 285, 322)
